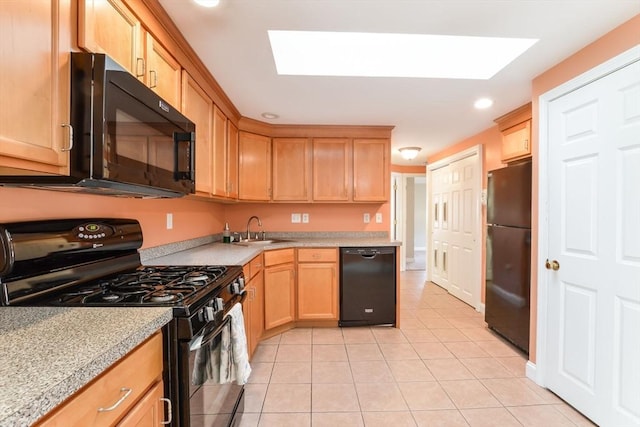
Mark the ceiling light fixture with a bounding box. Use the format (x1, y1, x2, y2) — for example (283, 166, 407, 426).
(474, 98, 494, 109)
(268, 30, 538, 79)
(193, 0, 220, 7)
(261, 112, 279, 120)
(399, 147, 422, 160)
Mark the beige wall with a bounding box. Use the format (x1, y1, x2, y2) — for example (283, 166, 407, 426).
(425, 14, 640, 363)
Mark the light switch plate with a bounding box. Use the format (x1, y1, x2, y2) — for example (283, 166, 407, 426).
(291, 213, 301, 223)
(375, 213, 383, 223)
(363, 213, 370, 223)
(166, 213, 173, 230)
(302, 213, 309, 223)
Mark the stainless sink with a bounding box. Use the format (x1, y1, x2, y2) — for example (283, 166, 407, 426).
(233, 239, 291, 246)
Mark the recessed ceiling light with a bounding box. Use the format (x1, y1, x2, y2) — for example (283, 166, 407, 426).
(261, 112, 279, 120)
(474, 98, 494, 109)
(193, 0, 220, 7)
(268, 30, 537, 80)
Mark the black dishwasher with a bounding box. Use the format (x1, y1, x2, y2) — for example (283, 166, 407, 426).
(339, 247, 396, 326)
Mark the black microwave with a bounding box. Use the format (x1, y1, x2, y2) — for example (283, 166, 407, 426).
(0, 52, 195, 198)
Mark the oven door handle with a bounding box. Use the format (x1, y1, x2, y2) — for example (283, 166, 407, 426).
(190, 315, 232, 351)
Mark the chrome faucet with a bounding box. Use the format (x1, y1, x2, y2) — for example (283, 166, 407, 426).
(246, 215, 262, 240)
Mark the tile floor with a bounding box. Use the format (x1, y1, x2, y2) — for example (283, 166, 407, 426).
(239, 271, 596, 427)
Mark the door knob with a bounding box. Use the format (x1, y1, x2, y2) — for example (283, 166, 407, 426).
(545, 259, 560, 271)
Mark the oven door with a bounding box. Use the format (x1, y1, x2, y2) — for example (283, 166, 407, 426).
(184, 316, 245, 427)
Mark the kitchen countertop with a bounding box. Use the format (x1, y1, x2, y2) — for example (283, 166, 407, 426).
(144, 237, 401, 266)
(0, 307, 173, 427)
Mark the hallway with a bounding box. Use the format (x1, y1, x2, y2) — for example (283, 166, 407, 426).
(239, 271, 595, 426)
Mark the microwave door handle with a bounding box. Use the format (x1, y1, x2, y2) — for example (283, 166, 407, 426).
(173, 131, 196, 181)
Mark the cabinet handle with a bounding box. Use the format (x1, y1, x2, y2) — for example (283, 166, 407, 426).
(524, 138, 529, 150)
(97, 387, 132, 412)
(136, 57, 145, 78)
(443, 201, 447, 222)
(160, 398, 172, 424)
(434, 249, 438, 268)
(149, 70, 158, 88)
(61, 124, 74, 152)
(434, 202, 438, 222)
(443, 251, 447, 272)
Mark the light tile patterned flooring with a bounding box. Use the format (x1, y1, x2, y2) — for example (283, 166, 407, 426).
(239, 271, 595, 427)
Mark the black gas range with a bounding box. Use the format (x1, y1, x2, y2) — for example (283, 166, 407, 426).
(0, 218, 247, 427)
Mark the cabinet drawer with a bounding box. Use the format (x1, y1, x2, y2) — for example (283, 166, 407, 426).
(264, 248, 295, 267)
(37, 332, 163, 427)
(249, 254, 264, 277)
(297, 248, 337, 263)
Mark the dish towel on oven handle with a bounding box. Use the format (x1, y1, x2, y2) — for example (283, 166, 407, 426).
(220, 302, 252, 385)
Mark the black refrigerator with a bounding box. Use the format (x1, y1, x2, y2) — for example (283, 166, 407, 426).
(485, 160, 532, 353)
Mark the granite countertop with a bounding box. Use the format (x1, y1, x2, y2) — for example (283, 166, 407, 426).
(143, 236, 401, 266)
(0, 307, 173, 427)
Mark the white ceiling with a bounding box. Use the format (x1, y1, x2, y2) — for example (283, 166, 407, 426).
(158, 0, 639, 165)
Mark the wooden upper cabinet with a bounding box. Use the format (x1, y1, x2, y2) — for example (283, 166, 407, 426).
(239, 131, 271, 201)
(78, 0, 142, 75)
(272, 138, 311, 201)
(144, 32, 181, 108)
(494, 102, 532, 163)
(0, 0, 70, 174)
(312, 138, 350, 201)
(181, 71, 213, 196)
(353, 138, 389, 202)
(227, 121, 239, 199)
(212, 106, 228, 198)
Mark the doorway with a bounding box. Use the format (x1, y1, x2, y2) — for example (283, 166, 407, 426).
(391, 172, 427, 272)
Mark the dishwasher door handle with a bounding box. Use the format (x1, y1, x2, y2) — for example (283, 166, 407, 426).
(361, 253, 378, 259)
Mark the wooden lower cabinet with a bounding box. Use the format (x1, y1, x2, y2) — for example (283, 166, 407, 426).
(116, 381, 165, 427)
(297, 248, 338, 320)
(263, 249, 295, 330)
(35, 332, 167, 427)
(243, 254, 264, 359)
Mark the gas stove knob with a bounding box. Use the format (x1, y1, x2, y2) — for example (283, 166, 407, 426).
(203, 306, 215, 322)
(238, 277, 245, 288)
(213, 297, 224, 313)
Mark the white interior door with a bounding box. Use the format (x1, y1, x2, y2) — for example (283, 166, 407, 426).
(428, 146, 482, 310)
(448, 154, 480, 306)
(544, 57, 640, 427)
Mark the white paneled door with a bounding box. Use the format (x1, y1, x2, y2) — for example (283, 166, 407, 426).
(429, 147, 482, 310)
(544, 56, 640, 426)
(447, 154, 479, 306)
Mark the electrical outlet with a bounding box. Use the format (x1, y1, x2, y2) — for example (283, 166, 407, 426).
(375, 213, 383, 223)
(363, 213, 370, 223)
(302, 213, 309, 223)
(166, 213, 173, 230)
(291, 213, 301, 223)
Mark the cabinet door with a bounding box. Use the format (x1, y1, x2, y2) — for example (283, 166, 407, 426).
(116, 381, 165, 427)
(250, 268, 265, 356)
(145, 32, 181, 108)
(312, 138, 350, 201)
(353, 138, 389, 202)
(78, 0, 142, 75)
(272, 138, 310, 201)
(297, 262, 338, 320)
(239, 131, 271, 201)
(501, 120, 531, 162)
(181, 72, 213, 196)
(0, 0, 69, 172)
(212, 106, 228, 197)
(264, 264, 295, 330)
(227, 121, 239, 199)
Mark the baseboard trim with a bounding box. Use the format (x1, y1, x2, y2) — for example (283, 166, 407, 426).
(476, 302, 485, 313)
(526, 360, 542, 385)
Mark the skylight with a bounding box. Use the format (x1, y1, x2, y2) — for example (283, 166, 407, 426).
(268, 30, 538, 80)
